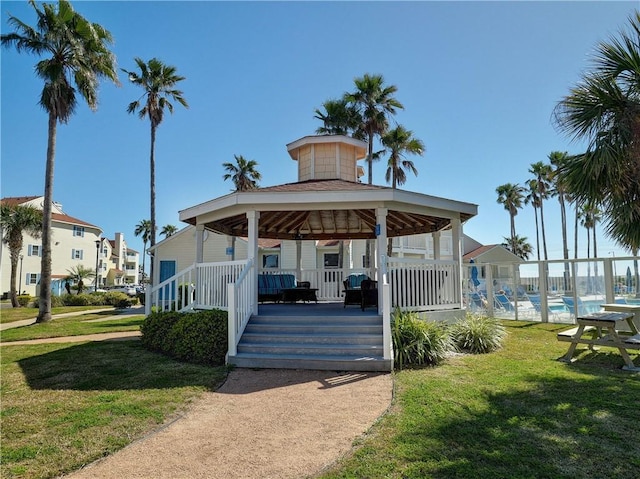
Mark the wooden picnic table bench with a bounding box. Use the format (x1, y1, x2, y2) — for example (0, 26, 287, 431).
(557, 311, 640, 371)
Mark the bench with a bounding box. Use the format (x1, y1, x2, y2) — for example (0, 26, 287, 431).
(257, 274, 297, 303)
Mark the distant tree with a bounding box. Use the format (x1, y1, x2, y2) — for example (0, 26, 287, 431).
(346, 73, 403, 185)
(496, 183, 525, 253)
(160, 224, 178, 238)
(66, 265, 95, 294)
(524, 179, 542, 261)
(314, 98, 361, 136)
(222, 155, 262, 191)
(0, 204, 43, 307)
(1, 0, 118, 322)
(502, 234, 533, 260)
(553, 12, 640, 251)
(134, 219, 152, 282)
(123, 58, 188, 286)
(528, 161, 552, 260)
(381, 125, 425, 189)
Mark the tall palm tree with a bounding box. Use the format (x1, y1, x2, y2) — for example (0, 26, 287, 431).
(66, 265, 95, 295)
(346, 73, 403, 185)
(222, 155, 262, 191)
(549, 151, 572, 289)
(0, 204, 43, 307)
(496, 183, 525, 253)
(524, 179, 542, 261)
(553, 11, 640, 251)
(314, 98, 361, 136)
(1, 0, 118, 322)
(160, 224, 178, 238)
(381, 125, 425, 189)
(123, 58, 188, 286)
(580, 203, 600, 293)
(528, 161, 552, 260)
(134, 219, 152, 283)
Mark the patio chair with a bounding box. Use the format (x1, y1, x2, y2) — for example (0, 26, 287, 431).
(468, 291, 488, 312)
(360, 279, 378, 311)
(343, 274, 369, 308)
(528, 293, 559, 320)
(561, 296, 588, 316)
(494, 293, 515, 312)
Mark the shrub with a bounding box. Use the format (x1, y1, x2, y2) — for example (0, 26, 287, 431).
(62, 294, 92, 306)
(391, 309, 453, 370)
(450, 313, 506, 354)
(51, 295, 64, 307)
(140, 310, 228, 366)
(17, 295, 32, 307)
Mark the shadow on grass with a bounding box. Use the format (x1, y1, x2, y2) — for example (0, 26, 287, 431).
(394, 372, 640, 479)
(17, 341, 225, 391)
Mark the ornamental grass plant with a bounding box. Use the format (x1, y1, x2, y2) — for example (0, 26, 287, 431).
(450, 312, 507, 354)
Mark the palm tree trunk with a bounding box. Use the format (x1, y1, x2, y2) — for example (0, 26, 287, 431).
(574, 204, 579, 259)
(510, 212, 516, 248)
(37, 113, 56, 323)
(539, 200, 548, 260)
(592, 223, 598, 292)
(141, 240, 146, 282)
(533, 205, 540, 261)
(367, 132, 373, 185)
(559, 194, 570, 291)
(10, 251, 18, 308)
(149, 122, 156, 286)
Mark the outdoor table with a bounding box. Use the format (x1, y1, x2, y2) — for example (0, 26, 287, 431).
(600, 303, 640, 333)
(281, 288, 318, 303)
(557, 311, 640, 371)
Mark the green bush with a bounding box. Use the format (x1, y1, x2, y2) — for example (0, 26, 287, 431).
(62, 294, 92, 306)
(17, 295, 32, 307)
(51, 295, 64, 307)
(141, 310, 228, 366)
(391, 309, 453, 370)
(450, 313, 506, 354)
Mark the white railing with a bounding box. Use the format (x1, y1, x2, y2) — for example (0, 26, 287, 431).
(380, 256, 393, 364)
(387, 258, 460, 311)
(194, 260, 246, 310)
(147, 264, 197, 314)
(228, 259, 255, 357)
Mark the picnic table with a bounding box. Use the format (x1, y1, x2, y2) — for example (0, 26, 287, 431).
(601, 303, 640, 332)
(557, 311, 640, 371)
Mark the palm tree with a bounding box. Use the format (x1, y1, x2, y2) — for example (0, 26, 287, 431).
(222, 155, 262, 191)
(134, 219, 152, 282)
(496, 183, 525, 253)
(524, 179, 542, 261)
(580, 203, 600, 293)
(528, 161, 552, 260)
(66, 265, 95, 295)
(0, 204, 43, 307)
(549, 151, 572, 289)
(553, 12, 640, 251)
(501, 234, 533, 260)
(223, 155, 262, 260)
(2, 0, 117, 322)
(123, 58, 188, 286)
(381, 125, 425, 189)
(160, 224, 178, 238)
(314, 98, 361, 136)
(346, 73, 403, 185)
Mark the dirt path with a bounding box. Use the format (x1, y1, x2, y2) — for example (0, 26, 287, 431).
(66, 368, 393, 479)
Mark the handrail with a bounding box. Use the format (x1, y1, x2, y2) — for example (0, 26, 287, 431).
(228, 258, 254, 358)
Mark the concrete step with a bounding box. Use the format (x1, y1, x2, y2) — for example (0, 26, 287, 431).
(249, 314, 382, 325)
(228, 352, 392, 372)
(237, 341, 383, 356)
(244, 323, 383, 335)
(241, 332, 383, 345)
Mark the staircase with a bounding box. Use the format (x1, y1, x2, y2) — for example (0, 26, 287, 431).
(227, 313, 392, 371)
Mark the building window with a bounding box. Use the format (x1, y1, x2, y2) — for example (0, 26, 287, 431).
(324, 253, 339, 268)
(28, 244, 41, 257)
(27, 273, 39, 284)
(362, 255, 371, 268)
(73, 226, 85, 237)
(262, 254, 279, 268)
(102, 248, 108, 257)
(71, 249, 84, 260)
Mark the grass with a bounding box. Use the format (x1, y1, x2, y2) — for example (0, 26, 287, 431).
(0, 341, 228, 479)
(1, 311, 144, 342)
(318, 321, 640, 479)
(0, 306, 111, 324)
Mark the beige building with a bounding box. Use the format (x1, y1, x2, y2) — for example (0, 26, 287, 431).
(0, 196, 140, 296)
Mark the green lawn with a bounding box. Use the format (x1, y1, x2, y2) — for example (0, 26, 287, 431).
(0, 306, 112, 324)
(1, 311, 144, 342)
(1, 341, 228, 479)
(319, 321, 640, 479)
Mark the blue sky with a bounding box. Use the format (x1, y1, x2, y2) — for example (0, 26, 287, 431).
(1, 0, 638, 265)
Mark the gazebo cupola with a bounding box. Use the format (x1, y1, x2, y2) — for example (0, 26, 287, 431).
(286, 135, 367, 182)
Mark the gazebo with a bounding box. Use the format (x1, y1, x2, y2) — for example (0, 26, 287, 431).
(149, 135, 478, 370)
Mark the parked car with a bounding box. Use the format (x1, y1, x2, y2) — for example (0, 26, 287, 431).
(107, 285, 137, 296)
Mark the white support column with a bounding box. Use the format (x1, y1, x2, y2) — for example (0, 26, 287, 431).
(433, 231, 441, 260)
(451, 217, 463, 306)
(195, 224, 205, 264)
(376, 208, 388, 314)
(247, 211, 260, 315)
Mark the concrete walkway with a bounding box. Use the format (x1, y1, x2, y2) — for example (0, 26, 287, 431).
(0, 305, 144, 331)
